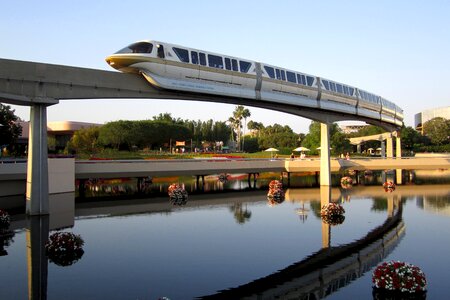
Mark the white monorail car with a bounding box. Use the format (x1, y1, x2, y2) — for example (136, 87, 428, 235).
(106, 40, 403, 126)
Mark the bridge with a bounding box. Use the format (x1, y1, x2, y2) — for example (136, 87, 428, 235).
(349, 132, 401, 157)
(0, 58, 402, 215)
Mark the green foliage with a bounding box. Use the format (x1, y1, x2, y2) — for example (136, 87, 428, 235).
(302, 121, 351, 154)
(66, 126, 100, 154)
(98, 120, 192, 150)
(0, 104, 22, 154)
(257, 124, 299, 150)
(400, 126, 423, 150)
(48, 135, 56, 152)
(423, 117, 450, 145)
(242, 136, 259, 153)
(414, 144, 450, 153)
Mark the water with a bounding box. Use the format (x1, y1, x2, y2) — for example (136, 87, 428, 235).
(0, 170, 450, 299)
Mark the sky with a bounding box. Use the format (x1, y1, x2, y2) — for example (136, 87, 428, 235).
(1, 0, 449, 134)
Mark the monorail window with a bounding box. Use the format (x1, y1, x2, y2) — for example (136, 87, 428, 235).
(116, 42, 153, 54)
(349, 87, 354, 95)
(336, 84, 343, 94)
(191, 51, 199, 65)
(322, 80, 330, 90)
(330, 82, 336, 92)
(280, 70, 286, 81)
(276, 69, 281, 80)
(264, 66, 275, 78)
(287, 71, 296, 83)
(199, 53, 207, 66)
(306, 76, 314, 86)
(361, 91, 367, 100)
(225, 58, 231, 70)
(157, 44, 165, 59)
(232, 59, 238, 71)
(343, 86, 349, 95)
(239, 61, 251, 73)
(297, 74, 306, 85)
(208, 54, 223, 69)
(173, 47, 189, 63)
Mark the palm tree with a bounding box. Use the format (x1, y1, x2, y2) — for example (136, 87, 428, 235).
(231, 106, 251, 151)
(227, 116, 238, 141)
(241, 108, 251, 151)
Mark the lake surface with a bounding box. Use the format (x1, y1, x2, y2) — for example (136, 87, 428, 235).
(1, 169, 450, 299)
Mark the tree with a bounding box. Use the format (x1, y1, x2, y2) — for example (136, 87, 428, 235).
(242, 136, 259, 152)
(302, 121, 351, 154)
(152, 113, 184, 125)
(0, 104, 22, 155)
(258, 124, 298, 149)
(423, 117, 450, 145)
(400, 126, 423, 150)
(247, 120, 264, 137)
(347, 124, 386, 152)
(98, 120, 136, 150)
(229, 106, 251, 151)
(66, 126, 101, 154)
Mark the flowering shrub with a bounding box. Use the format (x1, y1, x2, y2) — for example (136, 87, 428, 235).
(268, 180, 283, 191)
(321, 203, 345, 225)
(0, 210, 10, 227)
(267, 180, 285, 205)
(372, 261, 427, 294)
(45, 232, 84, 266)
(168, 183, 188, 206)
(383, 181, 396, 192)
(340, 176, 353, 189)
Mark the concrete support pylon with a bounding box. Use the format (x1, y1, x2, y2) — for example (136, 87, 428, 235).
(396, 136, 402, 158)
(381, 139, 386, 158)
(386, 136, 394, 158)
(26, 104, 49, 215)
(320, 123, 331, 186)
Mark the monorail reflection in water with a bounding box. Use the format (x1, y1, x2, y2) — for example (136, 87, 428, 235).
(0, 171, 449, 299)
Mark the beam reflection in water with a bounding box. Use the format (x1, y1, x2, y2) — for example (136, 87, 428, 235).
(25, 192, 76, 300)
(199, 192, 404, 299)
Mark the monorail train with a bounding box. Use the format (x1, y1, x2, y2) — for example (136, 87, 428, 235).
(105, 40, 403, 127)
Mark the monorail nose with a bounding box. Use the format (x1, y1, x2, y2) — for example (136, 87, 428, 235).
(105, 55, 140, 73)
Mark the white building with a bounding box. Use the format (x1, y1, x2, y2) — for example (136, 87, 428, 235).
(414, 106, 450, 134)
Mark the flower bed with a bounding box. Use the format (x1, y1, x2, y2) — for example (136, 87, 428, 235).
(168, 183, 188, 206)
(340, 176, 353, 189)
(45, 232, 84, 266)
(320, 203, 345, 225)
(0, 210, 10, 227)
(383, 181, 396, 192)
(372, 261, 427, 295)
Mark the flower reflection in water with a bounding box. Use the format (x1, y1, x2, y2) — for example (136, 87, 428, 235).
(45, 232, 85, 267)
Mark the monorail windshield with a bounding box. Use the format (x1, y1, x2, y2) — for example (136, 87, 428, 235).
(116, 42, 153, 54)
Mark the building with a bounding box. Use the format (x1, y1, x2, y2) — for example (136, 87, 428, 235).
(414, 106, 450, 134)
(339, 124, 367, 134)
(17, 121, 102, 151)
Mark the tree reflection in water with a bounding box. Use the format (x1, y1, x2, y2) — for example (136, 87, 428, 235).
(229, 203, 252, 224)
